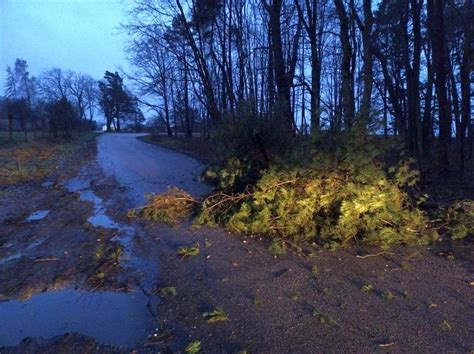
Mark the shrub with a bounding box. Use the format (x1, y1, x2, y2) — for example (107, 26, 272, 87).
(203, 158, 255, 191)
(197, 158, 437, 250)
(132, 132, 473, 250)
(444, 200, 474, 240)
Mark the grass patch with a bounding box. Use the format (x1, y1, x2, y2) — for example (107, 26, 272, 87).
(0, 132, 98, 185)
(0, 131, 41, 146)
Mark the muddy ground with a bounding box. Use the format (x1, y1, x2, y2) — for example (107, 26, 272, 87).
(1, 133, 473, 353)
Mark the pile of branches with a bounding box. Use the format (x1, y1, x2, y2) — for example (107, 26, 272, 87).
(128, 187, 198, 225)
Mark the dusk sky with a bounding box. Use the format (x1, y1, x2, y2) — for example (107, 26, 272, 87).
(0, 0, 131, 90)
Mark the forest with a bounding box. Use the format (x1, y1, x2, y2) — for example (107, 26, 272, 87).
(124, 0, 473, 178)
(125, 0, 473, 250)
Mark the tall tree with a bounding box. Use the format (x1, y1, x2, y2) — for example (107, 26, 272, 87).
(98, 71, 134, 131)
(263, 0, 301, 133)
(334, 0, 355, 130)
(427, 0, 450, 177)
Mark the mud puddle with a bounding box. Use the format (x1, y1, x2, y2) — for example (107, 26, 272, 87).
(62, 175, 118, 229)
(1, 162, 161, 349)
(63, 171, 159, 290)
(0, 289, 155, 347)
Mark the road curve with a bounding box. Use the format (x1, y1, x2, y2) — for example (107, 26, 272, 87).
(97, 133, 209, 206)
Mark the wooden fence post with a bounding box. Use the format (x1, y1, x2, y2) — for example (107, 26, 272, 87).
(8, 113, 13, 142)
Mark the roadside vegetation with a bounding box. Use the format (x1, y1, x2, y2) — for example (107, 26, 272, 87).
(122, 0, 472, 254)
(0, 132, 98, 185)
(133, 129, 472, 251)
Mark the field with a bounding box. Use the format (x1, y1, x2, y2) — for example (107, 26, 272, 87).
(0, 132, 98, 185)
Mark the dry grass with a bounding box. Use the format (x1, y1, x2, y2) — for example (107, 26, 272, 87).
(0, 133, 97, 185)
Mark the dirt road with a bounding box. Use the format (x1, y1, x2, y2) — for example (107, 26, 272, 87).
(1, 134, 473, 353)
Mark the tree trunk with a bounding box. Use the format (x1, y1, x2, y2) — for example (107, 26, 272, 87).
(334, 0, 355, 131)
(422, 59, 434, 158)
(428, 0, 450, 177)
(360, 0, 373, 122)
(184, 64, 192, 138)
(266, 0, 294, 133)
(295, 0, 322, 135)
(459, 0, 472, 177)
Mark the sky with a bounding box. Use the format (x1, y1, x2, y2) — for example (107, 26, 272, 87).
(0, 0, 132, 90)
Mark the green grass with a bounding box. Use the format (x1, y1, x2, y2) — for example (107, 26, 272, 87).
(382, 291, 395, 301)
(311, 265, 320, 277)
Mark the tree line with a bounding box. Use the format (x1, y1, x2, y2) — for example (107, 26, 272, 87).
(3, 59, 145, 140)
(3, 59, 101, 139)
(124, 0, 473, 178)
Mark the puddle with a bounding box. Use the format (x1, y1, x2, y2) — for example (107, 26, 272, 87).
(58, 171, 159, 318)
(25, 210, 49, 222)
(63, 176, 118, 229)
(63, 172, 158, 291)
(0, 289, 155, 347)
(62, 175, 90, 192)
(111, 228, 158, 291)
(26, 237, 47, 251)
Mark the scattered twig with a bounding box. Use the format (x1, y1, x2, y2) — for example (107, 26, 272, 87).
(34, 256, 59, 262)
(378, 342, 395, 348)
(356, 251, 398, 259)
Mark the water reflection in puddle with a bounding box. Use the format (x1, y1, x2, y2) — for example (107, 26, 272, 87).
(62, 174, 155, 285)
(0, 290, 155, 347)
(62, 177, 118, 229)
(25, 210, 49, 222)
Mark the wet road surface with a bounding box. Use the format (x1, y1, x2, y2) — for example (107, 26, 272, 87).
(0, 133, 211, 348)
(97, 133, 209, 206)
